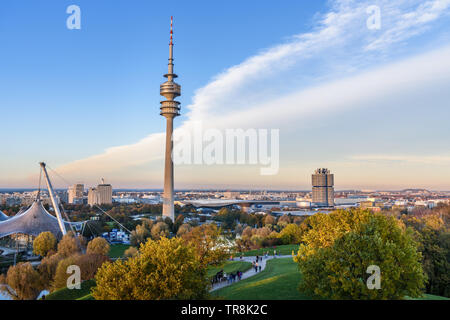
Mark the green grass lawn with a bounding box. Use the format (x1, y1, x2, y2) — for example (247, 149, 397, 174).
(109, 244, 131, 258)
(213, 257, 450, 301)
(212, 257, 312, 300)
(44, 279, 96, 300)
(207, 261, 252, 278)
(236, 244, 299, 257)
(407, 294, 449, 300)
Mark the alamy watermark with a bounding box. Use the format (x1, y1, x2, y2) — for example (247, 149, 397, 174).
(173, 122, 279, 175)
(366, 5, 381, 30)
(66, 5, 81, 30)
(366, 265, 381, 290)
(66, 265, 81, 290)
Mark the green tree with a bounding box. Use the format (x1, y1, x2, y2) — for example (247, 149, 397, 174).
(279, 223, 302, 245)
(295, 213, 426, 299)
(92, 237, 210, 300)
(33, 231, 57, 257)
(300, 209, 372, 255)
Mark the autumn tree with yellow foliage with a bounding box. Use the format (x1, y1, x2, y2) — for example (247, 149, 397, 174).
(92, 237, 210, 300)
(86, 237, 110, 256)
(181, 224, 229, 266)
(0, 262, 43, 300)
(33, 231, 57, 257)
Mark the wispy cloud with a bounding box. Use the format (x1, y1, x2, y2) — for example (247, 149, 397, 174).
(365, 0, 450, 50)
(350, 154, 450, 165)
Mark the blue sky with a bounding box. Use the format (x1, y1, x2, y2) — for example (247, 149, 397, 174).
(1, 0, 450, 190)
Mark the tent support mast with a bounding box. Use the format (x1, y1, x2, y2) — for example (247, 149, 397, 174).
(39, 162, 67, 236)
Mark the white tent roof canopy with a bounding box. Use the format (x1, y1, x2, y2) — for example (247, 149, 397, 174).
(0, 200, 84, 239)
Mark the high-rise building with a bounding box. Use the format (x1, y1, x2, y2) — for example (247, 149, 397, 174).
(88, 179, 112, 206)
(68, 184, 84, 204)
(312, 168, 334, 207)
(160, 17, 181, 222)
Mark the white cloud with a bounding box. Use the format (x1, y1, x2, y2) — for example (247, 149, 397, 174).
(365, 0, 450, 50)
(350, 154, 450, 164)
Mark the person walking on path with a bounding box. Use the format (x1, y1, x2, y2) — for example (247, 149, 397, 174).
(255, 261, 259, 272)
(258, 265, 262, 272)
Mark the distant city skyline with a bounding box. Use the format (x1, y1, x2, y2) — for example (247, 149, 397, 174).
(1, 0, 450, 190)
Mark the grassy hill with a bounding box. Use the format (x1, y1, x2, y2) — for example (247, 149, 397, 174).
(44, 279, 96, 300)
(212, 257, 312, 300)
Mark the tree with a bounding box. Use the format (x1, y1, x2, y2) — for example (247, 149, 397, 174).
(130, 223, 151, 247)
(279, 223, 302, 245)
(277, 214, 291, 227)
(242, 226, 253, 239)
(92, 237, 210, 300)
(295, 212, 426, 299)
(51, 252, 109, 291)
(173, 214, 185, 233)
(33, 231, 57, 257)
(57, 232, 83, 257)
(76, 253, 110, 281)
(176, 223, 192, 237)
(300, 209, 372, 255)
(402, 213, 450, 297)
(0, 262, 43, 300)
(52, 255, 80, 290)
(255, 227, 271, 238)
(38, 252, 65, 290)
(181, 224, 229, 265)
(87, 237, 110, 256)
(124, 246, 138, 258)
(151, 221, 170, 240)
(264, 214, 276, 226)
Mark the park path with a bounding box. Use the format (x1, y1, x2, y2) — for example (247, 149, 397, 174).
(210, 255, 292, 292)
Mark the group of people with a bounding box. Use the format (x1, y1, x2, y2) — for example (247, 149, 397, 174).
(211, 269, 243, 286)
(227, 270, 243, 284)
(212, 249, 285, 287)
(252, 259, 262, 272)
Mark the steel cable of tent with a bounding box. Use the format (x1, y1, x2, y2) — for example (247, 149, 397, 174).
(44, 165, 86, 252)
(94, 205, 132, 234)
(46, 165, 131, 235)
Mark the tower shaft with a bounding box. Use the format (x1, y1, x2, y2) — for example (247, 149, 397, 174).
(160, 16, 180, 222)
(163, 116, 175, 220)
